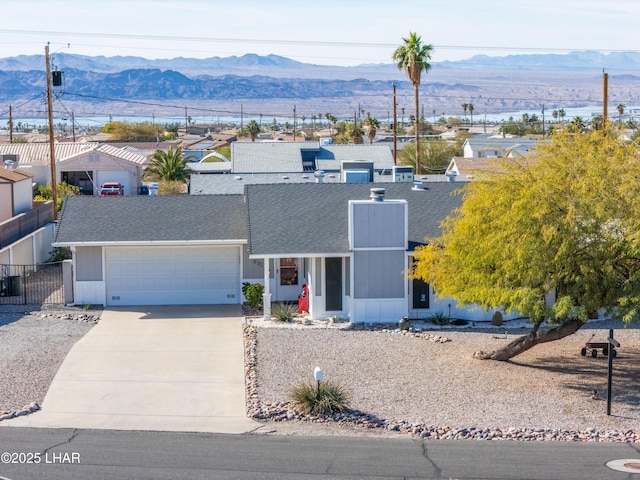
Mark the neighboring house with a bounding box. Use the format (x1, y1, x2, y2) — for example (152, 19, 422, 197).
(231, 141, 394, 174)
(188, 141, 400, 191)
(462, 134, 540, 158)
(0, 143, 148, 195)
(54, 183, 518, 323)
(0, 166, 33, 223)
(445, 156, 535, 181)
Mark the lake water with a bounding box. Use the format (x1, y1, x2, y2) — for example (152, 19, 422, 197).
(4, 105, 639, 131)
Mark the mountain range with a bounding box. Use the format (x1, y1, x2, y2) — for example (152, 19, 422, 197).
(1, 51, 639, 119)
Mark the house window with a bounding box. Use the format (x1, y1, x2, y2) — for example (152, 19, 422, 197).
(279, 258, 298, 286)
(88, 154, 100, 162)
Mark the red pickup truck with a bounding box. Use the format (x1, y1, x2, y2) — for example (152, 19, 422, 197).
(99, 182, 124, 196)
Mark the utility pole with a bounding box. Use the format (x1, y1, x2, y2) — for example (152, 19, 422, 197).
(293, 105, 296, 141)
(240, 104, 244, 131)
(603, 71, 608, 137)
(8, 105, 12, 143)
(393, 84, 397, 166)
(184, 106, 188, 135)
(541, 105, 545, 138)
(71, 112, 76, 142)
(45, 44, 58, 221)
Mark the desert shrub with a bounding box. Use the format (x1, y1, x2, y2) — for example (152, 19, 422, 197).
(50, 247, 71, 262)
(242, 282, 264, 309)
(271, 302, 298, 322)
(290, 380, 351, 415)
(429, 311, 450, 326)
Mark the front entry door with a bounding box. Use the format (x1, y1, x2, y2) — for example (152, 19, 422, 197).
(325, 257, 342, 311)
(412, 277, 430, 309)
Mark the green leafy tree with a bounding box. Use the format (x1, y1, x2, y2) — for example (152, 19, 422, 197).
(143, 146, 189, 184)
(102, 121, 163, 141)
(398, 135, 464, 173)
(33, 181, 80, 212)
(392, 32, 433, 175)
(336, 122, 364, 144)
(412, 127, 640, 360)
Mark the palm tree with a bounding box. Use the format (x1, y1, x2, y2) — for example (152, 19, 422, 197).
(245, 120, 261, 142)
(468, 104, 474, 124)
(363, 115, 381, 144)
(392, 32, 433, 174)
(568, 116, 585, 133)
(617, 103, 626, 124)
(143, 146, 189, 183)
(552, 110, 558, 123)
(461, 103, 468, 121)
(559, 109, 566, 123)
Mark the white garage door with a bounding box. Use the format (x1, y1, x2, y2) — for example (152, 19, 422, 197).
(105, 246, 241, 305)
(97, 170, 132, 195)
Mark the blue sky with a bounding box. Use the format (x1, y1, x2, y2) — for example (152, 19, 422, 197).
(1, 0, 638, 65)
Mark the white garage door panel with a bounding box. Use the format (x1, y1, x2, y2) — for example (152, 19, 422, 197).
(97, 170, 132, 195)
(106, 246, 240, 305)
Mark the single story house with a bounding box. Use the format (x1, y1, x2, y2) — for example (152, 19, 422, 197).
(0, 143, 148, 195)
(54, 183, 518, 323)
(462, 134, 541, 159)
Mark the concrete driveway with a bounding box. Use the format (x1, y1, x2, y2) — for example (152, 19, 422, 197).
(8, 305, 261, 433)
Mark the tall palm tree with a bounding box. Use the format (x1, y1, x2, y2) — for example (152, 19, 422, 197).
(143, 146, 189, 183)
(559, 109, 566, 123)
(617, 104, 626, 124)
(461, 103, 468, 121)
(392, 32, 433, 174)
(552, 110, 559, 123)
(468, 104, 474, 124)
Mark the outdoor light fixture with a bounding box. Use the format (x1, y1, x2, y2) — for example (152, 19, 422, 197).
(314, 366, 324, 396)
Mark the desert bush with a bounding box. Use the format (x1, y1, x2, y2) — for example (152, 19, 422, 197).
(429, 311, 450, 326)
(271, 302, 298, 322)
(242, 282, 264, 309)
(290, 380, 351, 415)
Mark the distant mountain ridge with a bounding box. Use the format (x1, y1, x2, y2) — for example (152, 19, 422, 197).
(2, 50, 640, 78)
(1, 51, 639, 117)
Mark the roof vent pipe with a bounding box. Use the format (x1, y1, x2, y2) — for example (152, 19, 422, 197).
(370, 188, 385, 202)
(315, 171, 325, 183)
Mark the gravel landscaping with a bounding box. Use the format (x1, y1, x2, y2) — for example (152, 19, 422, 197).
(245, 317, 640, 441)
(2, 303, 638, 441)
(0, 305, 100, 418)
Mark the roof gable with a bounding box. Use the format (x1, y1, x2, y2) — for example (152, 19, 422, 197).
(245, 182, 463, 255)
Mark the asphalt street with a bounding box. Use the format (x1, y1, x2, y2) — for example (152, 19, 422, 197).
(0, 428, 639, 479)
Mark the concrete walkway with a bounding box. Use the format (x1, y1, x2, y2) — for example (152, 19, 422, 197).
(8, 305, 261, 433)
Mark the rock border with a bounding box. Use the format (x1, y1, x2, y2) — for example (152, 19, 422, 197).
(242, 323, 640, 442)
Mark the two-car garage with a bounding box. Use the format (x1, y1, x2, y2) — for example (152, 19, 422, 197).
(104, 246, 241, 306)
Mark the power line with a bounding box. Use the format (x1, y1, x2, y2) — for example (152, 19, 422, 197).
(2, 28, 639, 57)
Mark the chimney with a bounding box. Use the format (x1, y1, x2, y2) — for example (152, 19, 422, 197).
(370, 187, 385, 202)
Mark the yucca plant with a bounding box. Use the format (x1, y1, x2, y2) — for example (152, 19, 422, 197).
(290, 380, 351, 415)
(271, 302, 298, 322)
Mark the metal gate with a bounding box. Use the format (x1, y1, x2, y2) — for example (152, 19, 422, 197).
(0, 263, 64, 305)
